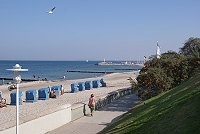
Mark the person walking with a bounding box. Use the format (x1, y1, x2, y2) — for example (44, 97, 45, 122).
(88, 93, 96, 116)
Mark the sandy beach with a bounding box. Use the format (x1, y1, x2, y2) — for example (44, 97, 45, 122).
(0, 71, 139, 131)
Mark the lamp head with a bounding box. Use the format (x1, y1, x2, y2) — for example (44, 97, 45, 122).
(14, 76, 21, 84)
(13, 64, 22, 69)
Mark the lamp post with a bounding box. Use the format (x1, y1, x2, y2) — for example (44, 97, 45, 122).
(7, 64, 28, 134)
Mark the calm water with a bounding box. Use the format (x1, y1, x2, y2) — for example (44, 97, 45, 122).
(0, 61, 142, 81)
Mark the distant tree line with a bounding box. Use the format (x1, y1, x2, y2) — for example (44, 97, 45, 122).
(132, 37, 200, 100)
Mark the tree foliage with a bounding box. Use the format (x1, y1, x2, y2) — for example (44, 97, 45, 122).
(137, 67, 171, 100)
(159, 51, 188, 86)
(180, 37, 200, 75)
(180, 37, 200, 57)
(187, 56, 200, 75)
(135, 37, 200, 100)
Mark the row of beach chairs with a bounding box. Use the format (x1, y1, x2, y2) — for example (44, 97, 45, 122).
(71, 78, 106, 93)
(9, 85, 64, 105)
(0, 78, 107, 107)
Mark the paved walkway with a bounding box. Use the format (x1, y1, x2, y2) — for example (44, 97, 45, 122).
(48, 94, 140, 134)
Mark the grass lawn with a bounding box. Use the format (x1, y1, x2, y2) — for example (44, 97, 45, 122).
(100, 74, 200, 134)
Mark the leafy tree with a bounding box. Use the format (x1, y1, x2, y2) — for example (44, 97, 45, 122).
(143, 51, 191, 87)
(180, 37, 200, 57)
(137, 67, 171, 100)
(180, 37, 200, 76)
(159, 51, 187, 86)
(187, 57, 200, 75)
(135, 37, 200, 100)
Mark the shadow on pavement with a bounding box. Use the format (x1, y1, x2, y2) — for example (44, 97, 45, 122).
(98, 94, 140, 112)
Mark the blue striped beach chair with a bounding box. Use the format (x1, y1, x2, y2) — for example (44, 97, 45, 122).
(78, 82, 85, 91)
(71, 83, 79, 93)
(10, 91, 23, 105)
(85, 81, 93, 90)
(38, 88, 50, 100)
(26, 89, 37, 102)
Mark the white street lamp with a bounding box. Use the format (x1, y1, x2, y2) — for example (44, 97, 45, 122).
(6, 64, 28, 134)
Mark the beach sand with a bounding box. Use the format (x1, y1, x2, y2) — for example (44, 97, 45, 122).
(0, 71, 139, 131)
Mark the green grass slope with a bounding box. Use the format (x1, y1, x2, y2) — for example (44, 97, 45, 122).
(100, 74, 200, 134)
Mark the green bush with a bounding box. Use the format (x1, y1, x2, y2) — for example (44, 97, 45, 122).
(136, 37, 200, 100)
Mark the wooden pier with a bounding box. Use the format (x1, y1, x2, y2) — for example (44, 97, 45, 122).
(67, 70, 114, 74)
(0, 78, 38, 85)
(0, 78, 38, 82)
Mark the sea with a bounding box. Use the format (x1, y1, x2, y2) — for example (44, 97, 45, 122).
(0, 60, 142, 84)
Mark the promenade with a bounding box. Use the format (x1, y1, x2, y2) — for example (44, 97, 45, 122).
(48, 93, 140, 134)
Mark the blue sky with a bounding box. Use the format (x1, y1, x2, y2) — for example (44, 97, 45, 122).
(0, 0, 199, 61)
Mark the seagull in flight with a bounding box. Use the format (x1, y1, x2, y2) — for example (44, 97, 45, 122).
(48, 7, 56, 14)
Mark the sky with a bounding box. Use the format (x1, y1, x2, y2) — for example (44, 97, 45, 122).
(0, 0, 200, 61)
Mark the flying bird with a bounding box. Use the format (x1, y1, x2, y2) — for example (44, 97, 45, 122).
(48, 7, 56, 14)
